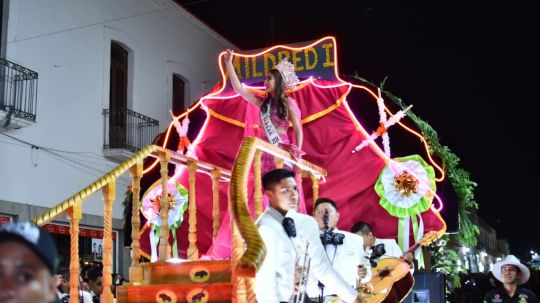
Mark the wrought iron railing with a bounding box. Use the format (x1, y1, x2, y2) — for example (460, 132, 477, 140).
(0, 58, 39, 121)
(103, 108, 159, 152)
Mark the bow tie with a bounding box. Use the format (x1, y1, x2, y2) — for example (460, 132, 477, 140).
(364, 243, 386, 267)
(370, 243, 386, 258)
(282, 217, 296, 238)
(320, 229, 345, 245)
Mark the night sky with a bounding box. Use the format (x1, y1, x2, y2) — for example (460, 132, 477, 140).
(176, 0, 539, 260)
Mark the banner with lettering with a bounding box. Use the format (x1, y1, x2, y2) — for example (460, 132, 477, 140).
(230, 38, 338, 84)
(43, 223, 117, 240)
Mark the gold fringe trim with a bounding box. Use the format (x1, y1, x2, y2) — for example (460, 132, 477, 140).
(208, 109, 246, 128)
(301, 95, 345, 124)
(209, 81, 322, 129)
(209, 95, 346, 128)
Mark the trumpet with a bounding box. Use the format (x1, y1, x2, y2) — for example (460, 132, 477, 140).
(291, 241, 311, 303)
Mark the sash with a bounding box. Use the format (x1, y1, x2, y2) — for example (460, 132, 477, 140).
(260, 102, 296, 171)
(260, 102, 283, 146)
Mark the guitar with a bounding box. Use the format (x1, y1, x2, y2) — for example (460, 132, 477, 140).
(358, 231, 439, 303)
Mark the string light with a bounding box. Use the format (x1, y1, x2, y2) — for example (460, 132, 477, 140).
(148, 36, 446, 212)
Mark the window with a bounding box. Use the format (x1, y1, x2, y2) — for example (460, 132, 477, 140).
(172, 74, 185, 116)
(109, 42, 129, 147)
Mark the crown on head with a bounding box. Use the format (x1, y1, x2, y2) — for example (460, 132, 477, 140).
(274, 58, 299, 90)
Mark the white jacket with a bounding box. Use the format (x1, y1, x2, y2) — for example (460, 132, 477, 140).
(372, 238, 403, 260)
(287, 211, 358, 303)
(305, 229, 370, 298)
(255, 208, 358, 303)
(255, 207, 298, 303)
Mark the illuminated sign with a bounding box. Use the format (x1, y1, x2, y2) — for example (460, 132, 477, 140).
(230, 39, 337, 84)
(43, 223, 117, 240)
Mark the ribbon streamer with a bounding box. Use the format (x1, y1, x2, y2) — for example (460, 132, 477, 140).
(352, 105, 413, 153)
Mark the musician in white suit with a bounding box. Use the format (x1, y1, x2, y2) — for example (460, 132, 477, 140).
(351, 222, 415, 303)
(306, 198, 370, 302)
(350, 221, 413, 263)
(256, 169, 361, 303)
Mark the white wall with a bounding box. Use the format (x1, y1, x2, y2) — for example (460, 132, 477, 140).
(0, 0, 235, 219)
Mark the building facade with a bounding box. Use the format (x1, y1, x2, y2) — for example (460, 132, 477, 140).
(0, 0, 235, 276)
(452, 213, 510, 273)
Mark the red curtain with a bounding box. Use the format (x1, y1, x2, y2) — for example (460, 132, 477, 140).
(139, 79, 445, 259)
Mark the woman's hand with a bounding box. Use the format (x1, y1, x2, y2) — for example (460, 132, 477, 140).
(223, 49, 261, 107)
(279, 143, 306, 160)
(224, 49, 233, 64)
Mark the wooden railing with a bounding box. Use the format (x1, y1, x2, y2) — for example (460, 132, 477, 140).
(228, 137, 326, 302)
(31, 137, 326, 303)
(32, 145, 231, 303)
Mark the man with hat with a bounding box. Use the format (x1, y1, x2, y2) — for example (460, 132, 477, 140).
(484, 255, 538, 303)
(0, 221, 59, 303)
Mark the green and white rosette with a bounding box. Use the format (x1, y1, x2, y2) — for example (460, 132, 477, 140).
(375, 154, 436, 268)
(141, 180, 188, 261)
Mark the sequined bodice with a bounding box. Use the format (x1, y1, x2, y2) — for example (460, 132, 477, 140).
(269, 105, 288, 132)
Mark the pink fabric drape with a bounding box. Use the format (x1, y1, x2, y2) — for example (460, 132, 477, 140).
(139, 80, 446, 259)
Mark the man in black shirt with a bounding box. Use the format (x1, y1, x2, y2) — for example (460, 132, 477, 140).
(484, 255, 538, 303)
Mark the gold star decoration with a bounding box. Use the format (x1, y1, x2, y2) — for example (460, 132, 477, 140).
(393, 170, 419, 197)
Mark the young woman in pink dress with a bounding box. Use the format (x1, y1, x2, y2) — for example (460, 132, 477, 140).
(224, 49, 304, 172)
(203, 50, 306, 259)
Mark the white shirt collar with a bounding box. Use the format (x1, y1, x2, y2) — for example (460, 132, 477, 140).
(266, 206, 292, 223)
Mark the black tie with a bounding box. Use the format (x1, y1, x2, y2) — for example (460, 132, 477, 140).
(282, 217, 296, 238)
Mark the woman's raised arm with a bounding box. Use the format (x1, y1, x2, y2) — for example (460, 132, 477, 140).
(224, 49, 261, 107)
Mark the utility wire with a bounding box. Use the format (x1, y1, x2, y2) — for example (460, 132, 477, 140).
(7, 6, 174, 44)
(0, 131, 131, 185)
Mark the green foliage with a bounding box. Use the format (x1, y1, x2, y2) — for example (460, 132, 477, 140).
(352, 74, 479, 245)
(429, 235, 465, 302)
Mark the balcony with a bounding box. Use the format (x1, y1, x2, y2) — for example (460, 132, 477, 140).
(103, 108, 159, 162)
(0, 58, 38, 129)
